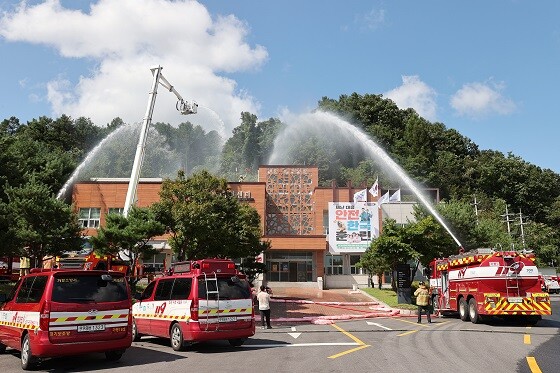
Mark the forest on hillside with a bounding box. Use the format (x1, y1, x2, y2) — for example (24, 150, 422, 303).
(1, 93, 559, 265)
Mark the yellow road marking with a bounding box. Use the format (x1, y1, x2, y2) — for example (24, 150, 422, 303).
(328, 323, 369, 359)
(526, 357, 543, 373)
(328, 344, 370, 359)
(330, 323, 367, 345)
(397, 330, 418, 337)
(524, 334, 531, 345)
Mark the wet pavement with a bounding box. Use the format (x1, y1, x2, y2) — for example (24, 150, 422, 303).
(257, 288, 403, 325)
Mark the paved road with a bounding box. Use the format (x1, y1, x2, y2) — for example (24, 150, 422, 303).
(1, 295, 558, 372)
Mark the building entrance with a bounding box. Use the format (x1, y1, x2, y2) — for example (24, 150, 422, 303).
(267, 252, 313, 282)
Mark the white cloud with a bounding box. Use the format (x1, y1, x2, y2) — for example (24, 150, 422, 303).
(356, 8, 386, 31)
(384, 75, 437, 121)
(0, 0, 268, 135)
(450, 80, 515, 117)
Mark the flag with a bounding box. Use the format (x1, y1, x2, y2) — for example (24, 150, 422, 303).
(378, 191, 390, 208)
(353, 188, 367, 203)
(369, 177, 379, 197)
(389, 189, 401, 202)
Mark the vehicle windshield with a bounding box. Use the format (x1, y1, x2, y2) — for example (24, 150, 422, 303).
(52, 274, 128, 303)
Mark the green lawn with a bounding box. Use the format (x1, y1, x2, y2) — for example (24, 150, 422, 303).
(362, 287, 418, 311)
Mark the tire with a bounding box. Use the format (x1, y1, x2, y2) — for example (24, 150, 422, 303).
(132, 319, 140, 342)
(105, 350, 124, 361)
(468, 298, 481, 324)
(458, 298, 470, 321)
(431, 295, 440, 317)
(20, 334, 37, 371)
(0, 343, 6, 354)
(170, 323, 185, 351)
(228, 338, 246, 347)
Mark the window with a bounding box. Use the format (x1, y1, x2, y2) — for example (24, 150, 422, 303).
(52, 274, 128, 303)
(350, 255, 363, 275)
(326, 255, 343, 275)
(154, 279, 174, 301)
(16, 276, 48, 303)
(170, 278, 192, 300)
(142, 281, 156, 299)
(78, 207, 101, 228)
(198, 277, 251, 300)
(107, 207, 124, 215)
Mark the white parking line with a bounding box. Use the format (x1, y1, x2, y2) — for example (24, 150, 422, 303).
(366, 321, 392, 330)
(243, 342, 360, 348)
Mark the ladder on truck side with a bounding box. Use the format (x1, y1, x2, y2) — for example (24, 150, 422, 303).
(202, 272, 220, 331)
(499, 253, 521, 298)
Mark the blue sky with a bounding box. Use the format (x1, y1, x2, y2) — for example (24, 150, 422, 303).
(1, 0, 559, 173)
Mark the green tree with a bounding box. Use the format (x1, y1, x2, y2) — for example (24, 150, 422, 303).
(4, 178, 82, 265)
(366, 219, 419, 290)
(152, 170, 270, 266)
(357, 245, 391, 289)
(89, 206, 165, 287)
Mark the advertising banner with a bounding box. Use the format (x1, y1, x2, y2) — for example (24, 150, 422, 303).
(328, 202, 379, 253)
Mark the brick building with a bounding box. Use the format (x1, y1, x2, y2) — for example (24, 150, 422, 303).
(73, 165, 437, 288)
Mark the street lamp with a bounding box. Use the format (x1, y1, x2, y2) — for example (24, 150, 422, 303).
(123, 66, 197, 217)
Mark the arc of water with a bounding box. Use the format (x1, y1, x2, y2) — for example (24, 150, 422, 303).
(197, 105, 227, 141)
(56, 124, 132, 200)
(272, 110, 462, 248)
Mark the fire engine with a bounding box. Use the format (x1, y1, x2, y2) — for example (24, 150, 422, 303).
(56, 251, 131, 276)
(427, 248, 551, 324)
(0, 257, 20, 281)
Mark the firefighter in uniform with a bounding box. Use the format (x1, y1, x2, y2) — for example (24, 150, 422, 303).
(414, 282, 432, 323)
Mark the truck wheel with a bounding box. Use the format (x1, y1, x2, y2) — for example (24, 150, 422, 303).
(20, 334, 37, 370)
(132, 319, 140, 342)
(468, 298, 481, 324)
(458, 298, 470, 321)
(170, 323, 185, 351)
(228, 338, 246, 347)
(0, 342, 6, 354)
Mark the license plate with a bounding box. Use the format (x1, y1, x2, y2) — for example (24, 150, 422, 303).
(77, 324, 106, 332)
(218, 316, 237, 323)
(508, 297, 523, 303)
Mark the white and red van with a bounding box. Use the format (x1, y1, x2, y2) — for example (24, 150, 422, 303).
(132, 259, 255, 351)
(0, 269, 132, 370)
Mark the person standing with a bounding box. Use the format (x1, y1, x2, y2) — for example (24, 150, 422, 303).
(414, 281, 432, 323)
(257, 285, 272, 329)
(19, 256, 30, 276)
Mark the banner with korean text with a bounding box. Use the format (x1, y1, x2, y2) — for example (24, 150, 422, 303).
(328, 202, 379, 253)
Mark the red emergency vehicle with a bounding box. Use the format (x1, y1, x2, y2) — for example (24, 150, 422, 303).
(0, 268, 132, 369)
(56, 252, 130, 276)
(427, 248, 551, 324)
(0, 257, 20, 282)
(132, 258, 255, 351)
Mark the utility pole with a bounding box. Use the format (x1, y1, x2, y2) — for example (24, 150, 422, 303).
(515, 209, 527, 249)
(472, 195, 479, 225)
(501, 205, 515, 249)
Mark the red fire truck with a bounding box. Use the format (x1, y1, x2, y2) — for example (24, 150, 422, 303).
(57, 251, 130, 276)
(427, 248, 551, 324)
(0, 257, 20, 281)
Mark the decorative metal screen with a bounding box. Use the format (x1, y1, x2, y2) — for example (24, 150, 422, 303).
(265, 167, 315, 235)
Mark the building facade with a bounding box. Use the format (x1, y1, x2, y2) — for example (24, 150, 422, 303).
(73, 165, 438, 288)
